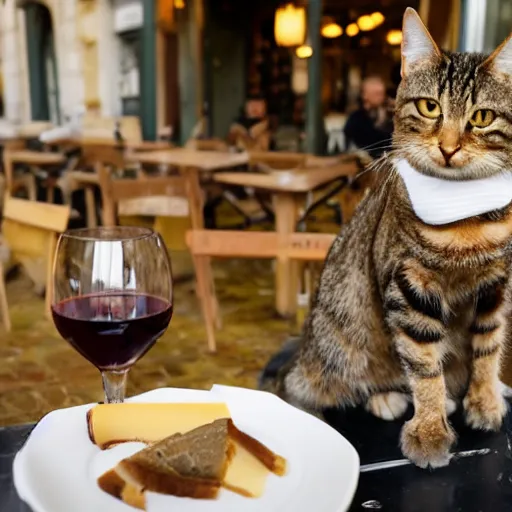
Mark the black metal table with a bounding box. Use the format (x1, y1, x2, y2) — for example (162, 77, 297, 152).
(2, 403, 512, 511)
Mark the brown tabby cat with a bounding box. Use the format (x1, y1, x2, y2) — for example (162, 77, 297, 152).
(262, 8, 512, 469)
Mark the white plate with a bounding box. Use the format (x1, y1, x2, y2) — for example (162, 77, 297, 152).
(13, 385, 359, 512)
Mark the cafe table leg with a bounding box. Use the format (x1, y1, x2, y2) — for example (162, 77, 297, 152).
(0, 262, 11, 332)
(84, 186, 98, 228)
(273, 192, 300, 317)
(184, 166, 221, 329)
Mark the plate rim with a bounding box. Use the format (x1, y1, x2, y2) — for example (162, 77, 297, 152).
(13, 385, 360, 512)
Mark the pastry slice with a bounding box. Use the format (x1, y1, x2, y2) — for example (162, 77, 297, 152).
(99, 418, 235, 507)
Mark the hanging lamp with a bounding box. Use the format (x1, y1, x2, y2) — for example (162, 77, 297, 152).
(274, 3, 306, 47)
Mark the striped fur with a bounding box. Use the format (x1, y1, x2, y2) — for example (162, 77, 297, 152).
(263, 10, 512, 469)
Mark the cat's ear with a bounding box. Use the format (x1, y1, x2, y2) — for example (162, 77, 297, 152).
(401, 7, 441, 77)
(482, 34, 512, 75)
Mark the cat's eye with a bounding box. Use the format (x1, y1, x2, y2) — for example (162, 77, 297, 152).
(415, 99, 441, 119)
(470, 109, 495, 128)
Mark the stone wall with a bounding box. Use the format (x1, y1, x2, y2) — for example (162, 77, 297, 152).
(0, 0, 119, 123)
(0, 0, 30, 122)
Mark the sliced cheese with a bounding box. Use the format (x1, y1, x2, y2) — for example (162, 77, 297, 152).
(88, 402, 231, 449)
(223, 441, 270, 498)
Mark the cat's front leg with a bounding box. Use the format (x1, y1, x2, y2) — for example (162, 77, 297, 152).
(386, 263, 455, 468)
(464, 276, 508, 431)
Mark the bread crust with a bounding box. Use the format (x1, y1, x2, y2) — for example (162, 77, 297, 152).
(116, 461, 221, 499)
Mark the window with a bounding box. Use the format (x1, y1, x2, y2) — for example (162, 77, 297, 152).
(118, 31, 141, 116)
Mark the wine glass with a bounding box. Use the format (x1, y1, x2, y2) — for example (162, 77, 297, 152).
(51, 227, 173, 403)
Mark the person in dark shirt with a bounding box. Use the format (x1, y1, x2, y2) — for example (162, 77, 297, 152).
(344, 76, 394, 159)
(229, 95, 267, 132)
(227, 95, 270, 150)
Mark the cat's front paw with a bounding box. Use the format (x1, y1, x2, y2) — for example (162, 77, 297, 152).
(464, 388, 507, 431)
(400, 417, 455, 469)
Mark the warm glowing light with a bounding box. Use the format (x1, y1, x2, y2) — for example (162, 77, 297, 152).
(174, 0, 185, 8)
(357, 14, 375, 31)
(321, 22, 343, 38)
(346, 23, 359, 37)
(386, 29, 403, 46)
(274, 4, 306, 47)
(371, 12, 385, 27)
(296, 44, 313, 59)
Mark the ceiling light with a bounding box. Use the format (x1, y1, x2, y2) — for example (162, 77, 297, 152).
(274, 4, 306, 47)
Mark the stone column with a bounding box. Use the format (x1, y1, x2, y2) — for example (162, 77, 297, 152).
(141, 0, 157, 140)
(305, 0, 323, 155)
(57, 0, 84, 118)
(0, 0, 27, 122)
(177, 0, 204, 144)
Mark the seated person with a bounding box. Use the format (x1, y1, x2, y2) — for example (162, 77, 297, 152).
(344, 76, 394, 159)
(228, 95, 270, 151)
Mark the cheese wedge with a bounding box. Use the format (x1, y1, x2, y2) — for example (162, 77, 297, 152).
(223, 441, 270, 498)
(87, 402, 231, 449)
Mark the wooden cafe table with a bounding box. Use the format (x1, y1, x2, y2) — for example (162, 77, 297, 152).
(127, 146, 249, 230)
(5, 399, 512, 511)
(127, 147, 249, 174)
(214, 159, 359, 317)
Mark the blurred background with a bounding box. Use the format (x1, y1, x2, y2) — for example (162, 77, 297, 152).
(1, 0, 507, 151)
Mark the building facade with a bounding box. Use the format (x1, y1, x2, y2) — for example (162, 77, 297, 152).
(0, 0, 247, 143)
(0, 0, 180, 139)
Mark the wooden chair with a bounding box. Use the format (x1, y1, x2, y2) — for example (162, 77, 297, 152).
(186, 229, 336, 352)
(248, 150, 308, 171)
(81, 115, 143, 144)
(0, 197, 70, 330)
(66, 144, 127, 228)
(185, 138, 229, 152)
(97, 165, 192, 228)
(2, 149, 38, 201)
(97, 162, 220, 344)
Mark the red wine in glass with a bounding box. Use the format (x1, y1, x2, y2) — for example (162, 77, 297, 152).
(52, 226, 173, 403)
(52, 292, 173, 370)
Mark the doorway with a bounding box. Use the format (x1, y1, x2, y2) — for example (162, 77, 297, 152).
(24, 1, 60, 123)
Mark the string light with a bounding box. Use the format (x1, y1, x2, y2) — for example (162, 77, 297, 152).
(386, 29, 403, 46)
(321, 22, 343, 38)
(357, 14, 375, 31)
(346, 23, 360, 37)
(371, 12, 385, 27)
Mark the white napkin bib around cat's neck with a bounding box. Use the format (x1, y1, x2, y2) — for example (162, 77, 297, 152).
(394, 158, 512, 225)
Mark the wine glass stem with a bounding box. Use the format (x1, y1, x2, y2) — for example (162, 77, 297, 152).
(101, 369, 129, 403)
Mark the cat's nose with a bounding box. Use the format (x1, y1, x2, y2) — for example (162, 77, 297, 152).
(438, 143, 461, 165)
